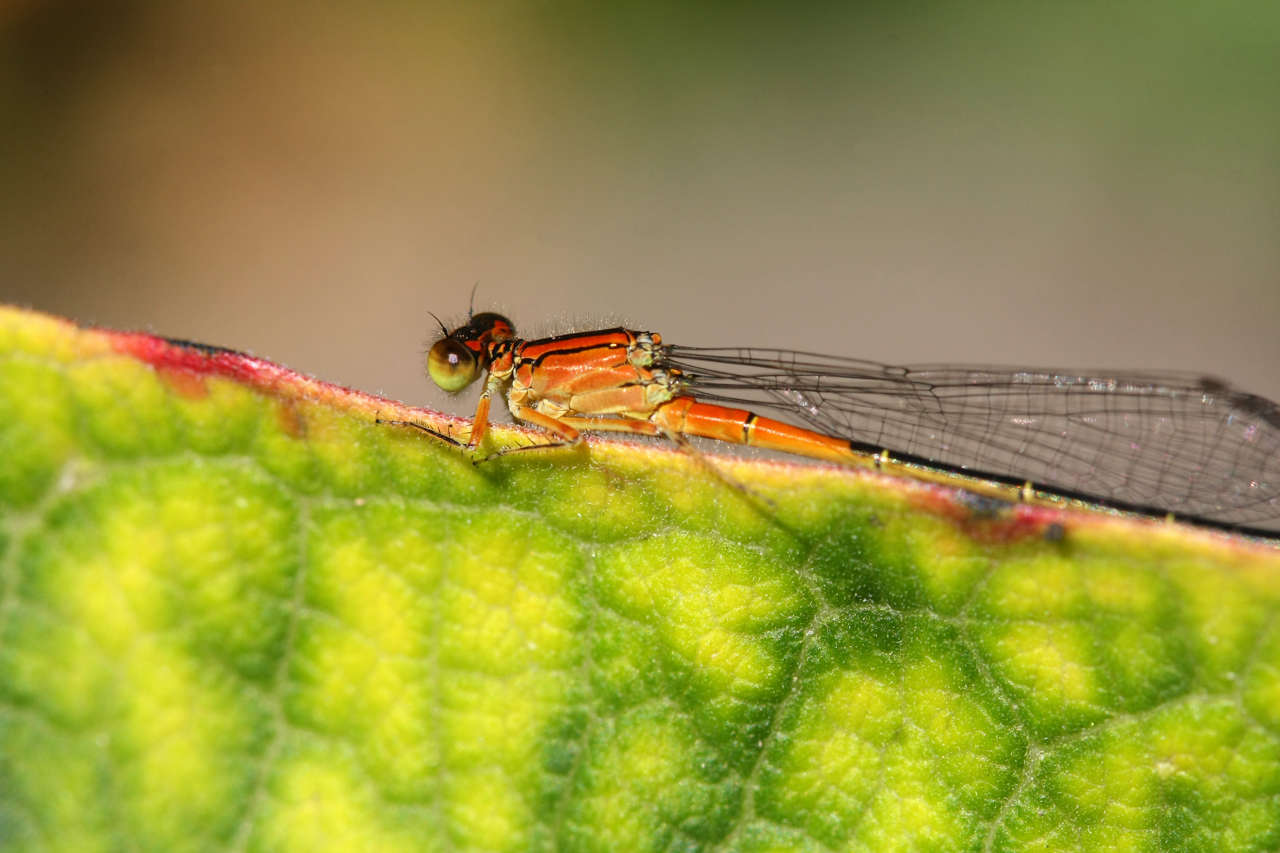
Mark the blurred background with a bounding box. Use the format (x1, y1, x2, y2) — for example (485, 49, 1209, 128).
(2, 0, 1278, 416)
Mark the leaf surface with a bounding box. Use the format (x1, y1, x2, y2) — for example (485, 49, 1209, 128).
(1, 305, 1278, 852)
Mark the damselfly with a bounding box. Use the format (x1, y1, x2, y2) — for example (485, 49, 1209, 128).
(382, 311, 1280, 536)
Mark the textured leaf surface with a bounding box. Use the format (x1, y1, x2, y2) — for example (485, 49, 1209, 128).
(1, 304, 1279, 852)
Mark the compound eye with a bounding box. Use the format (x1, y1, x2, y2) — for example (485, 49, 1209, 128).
(427, 338, 480, 392)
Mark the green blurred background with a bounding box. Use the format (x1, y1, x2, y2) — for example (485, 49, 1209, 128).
(3, 0, 1278, 414)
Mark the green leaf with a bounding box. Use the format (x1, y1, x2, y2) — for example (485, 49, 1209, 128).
(1, 304, 1279, 852)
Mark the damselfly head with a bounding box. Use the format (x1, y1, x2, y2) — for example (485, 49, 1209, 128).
(426, 312, 517, 393)
(433, 312, 515, 347)
(466, 312, 516, 342)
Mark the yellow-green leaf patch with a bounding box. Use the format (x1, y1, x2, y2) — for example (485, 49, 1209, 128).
(2, 305, 1279, 851)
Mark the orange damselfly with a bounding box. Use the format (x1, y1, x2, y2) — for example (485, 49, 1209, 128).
(382, 310, 1280, 537)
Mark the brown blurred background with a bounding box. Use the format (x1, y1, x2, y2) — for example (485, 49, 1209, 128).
(2, 0, 1278, 416)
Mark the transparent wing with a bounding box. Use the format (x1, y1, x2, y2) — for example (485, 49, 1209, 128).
(663, 345, 1280, 533)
